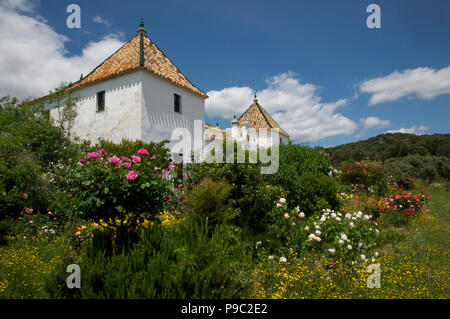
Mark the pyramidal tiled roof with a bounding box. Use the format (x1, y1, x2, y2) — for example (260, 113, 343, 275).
(70, 25, 207, 98)
(238, 97, 289, 137)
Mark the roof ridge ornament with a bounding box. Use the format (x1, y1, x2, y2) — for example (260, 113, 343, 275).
(137, 18, 147, 34)
(253, 93, 258, 103)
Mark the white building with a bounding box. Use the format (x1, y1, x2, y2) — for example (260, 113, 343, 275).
(206, 95, 290, 149)
(32, 21, 207, 150)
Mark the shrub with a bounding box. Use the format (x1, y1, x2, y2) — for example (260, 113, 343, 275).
(0, 219, 13, 246)
(260, 202, 381, 265)
(293, 173, 340, 216)
(385, 155, 450, 185)
(47, 222, 255, 298)
(181, 177, 239, 228)
(264, 144, 332, 207)
(0, 133, 50, 218)
(341, 162, 387, 195)
(74, 147, 174, 248)
(97, 139, 171, 170)
(185, 159, 280, 234)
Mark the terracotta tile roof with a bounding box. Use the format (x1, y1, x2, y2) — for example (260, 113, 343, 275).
(205, 124, 225, 140)
(238, 98, 289, 137)
(70, 28, 207, 98)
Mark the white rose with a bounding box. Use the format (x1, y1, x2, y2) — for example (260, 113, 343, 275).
(299, 212, 305, 218)
(284, 213, 290, 219)
(268, 255, 274, 260)
(305, 226, 310, 231)
(341, 234, 348, 241)
(276, 203, 282, 208)
(315, 230, 321, 236)
(280, 257, 287, 263)
(361, 254, 366, 260)
(315, 225, 321, 230)
(315, 236, 321, 242)
(279, 198, 286, 204)
(339, 239, 345, 246)
(328, 248, 336, 255)
(349, 222, 355, 228)
(336, 217, 342, 222)
(295, 206, 300, 213)
(347, 245, 352, 250)
(331, 213, 337, 218)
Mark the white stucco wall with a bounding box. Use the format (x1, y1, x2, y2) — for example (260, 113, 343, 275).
(140, 71, 205, 149)
(50, 71, 143, 144)
(49, 70, 206, 149)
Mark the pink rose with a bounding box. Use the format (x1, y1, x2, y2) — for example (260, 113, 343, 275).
(87, 152, 101, 160)
(81, 158, 86, 163)
(121, 156, 131, 162)
(23, 193, 28, 200)
(177, 184, 183, 188)
(168, 164, 175, 171)
(127, 170, 138, 181)
(28, 220, 33, 224)
(108, 156, 121, 164)
(98, 148, 107, 155)
(137, 149, 149, 155)
(124, 162, 132, 169)
(131, 155, 141, 163)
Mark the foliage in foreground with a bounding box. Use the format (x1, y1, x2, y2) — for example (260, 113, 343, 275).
(46, 221, 255, 299)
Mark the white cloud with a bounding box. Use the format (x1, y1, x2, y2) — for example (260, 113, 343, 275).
(206, 72, 358, 143)
(0, 1, 125, 99)
(360, 66, 450, 106)
(386, 125, 430, 135)
(92, 15, 111, 28)
(360, 116, 392, 129)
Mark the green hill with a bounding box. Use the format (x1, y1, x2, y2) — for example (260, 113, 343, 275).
(324, 133, 450, 165)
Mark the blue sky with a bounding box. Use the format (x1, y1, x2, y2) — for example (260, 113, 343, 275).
(1, 0, 449, 146)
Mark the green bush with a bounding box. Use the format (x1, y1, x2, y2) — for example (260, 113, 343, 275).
(264, 144, 332, 207)
(47, 222, 255, 298)
(74, 147, 174, 248)
(185, 160, 281, 234)
(294, 173, 340, 216)
(385, 155, 450, 185)
(182, 177, 239, 228)
(0, 133, 51, 218)
(341, 162, 387, 195)
(0, 219, 13, 246)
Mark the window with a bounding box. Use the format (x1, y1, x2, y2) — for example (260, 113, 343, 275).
(174, 93, 181, 113)
(97, 91, 105, 112)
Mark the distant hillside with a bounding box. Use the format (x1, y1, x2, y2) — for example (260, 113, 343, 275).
(324, 133, 450, 165)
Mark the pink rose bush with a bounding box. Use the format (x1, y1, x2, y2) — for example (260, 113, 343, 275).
(76, 147, 180, 239)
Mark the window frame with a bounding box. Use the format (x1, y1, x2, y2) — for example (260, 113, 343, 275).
(96, 91, 105, 112)
(174, 93, 181, 113)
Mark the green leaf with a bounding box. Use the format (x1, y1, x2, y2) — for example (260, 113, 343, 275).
(115, 205, 123, 213)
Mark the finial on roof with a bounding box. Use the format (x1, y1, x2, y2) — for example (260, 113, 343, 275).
(80, 74, 83, 80)
(253, 93, 258, 103)
(137, 18, 147, 34)
(216, 122, 219, 127)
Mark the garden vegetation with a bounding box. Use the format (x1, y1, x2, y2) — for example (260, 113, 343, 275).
(0, 93, 448, 298)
